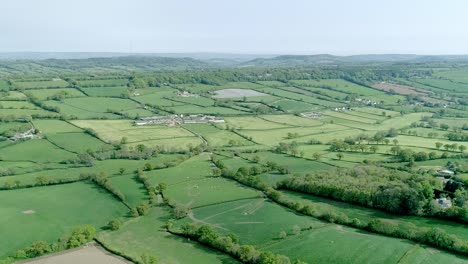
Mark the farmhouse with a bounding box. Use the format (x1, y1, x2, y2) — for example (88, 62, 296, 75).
(435, 197, 452, 209)
(300, 112, 321, 119)
(9, 128, 36, 141)
(178, 90, 198, 97)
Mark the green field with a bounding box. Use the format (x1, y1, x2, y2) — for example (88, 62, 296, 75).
(1, 61, 468, 263)
(0, 182, 128, 258)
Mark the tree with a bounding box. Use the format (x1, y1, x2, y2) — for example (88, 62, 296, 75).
(393, 139, 399, 145)
(370, 145, 378, 153)
(141, 253, 158, 264)
(435, 142, 443, 150)
(119, 168, 126, 175)
(212, 168, 222, 177)
(156, 182, 167, 193)
(108, 219, 123, 231)
(440, 124, 449, 130)
(26, 241, 51, 257)
(292, 225, 301, 235)
(278, 230, 287, 239)
(459, 145, 466, 153)
(120, 136, 128, 144)
(336, 153, 344, 160)
(36, 175, 50, 186)
(313, 152, 321, 160)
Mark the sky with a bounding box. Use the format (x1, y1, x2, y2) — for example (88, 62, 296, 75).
(1, 0, 468, 55)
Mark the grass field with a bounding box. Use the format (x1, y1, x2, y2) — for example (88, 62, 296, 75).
(13, 79, 70, 89)
(0, 139, 76, 163)
(26, 88, 86, 100)
(71, 120, 198, 147)
(183, 124, 253, 147)
(0, 182, 128, 258)
(98, 207, 238, 264)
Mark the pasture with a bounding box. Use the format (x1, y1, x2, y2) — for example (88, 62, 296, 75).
(0, 182, 128, 258)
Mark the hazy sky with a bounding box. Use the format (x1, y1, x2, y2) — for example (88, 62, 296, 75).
(2, 0, 468, 55)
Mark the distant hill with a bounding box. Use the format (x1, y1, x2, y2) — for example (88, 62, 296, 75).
(242, 54, 468, 67)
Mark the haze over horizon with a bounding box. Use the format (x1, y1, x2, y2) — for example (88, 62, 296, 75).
(2, 0, 468, 55)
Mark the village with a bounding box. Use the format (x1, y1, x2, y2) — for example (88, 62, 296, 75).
(135, 114, 225, 126)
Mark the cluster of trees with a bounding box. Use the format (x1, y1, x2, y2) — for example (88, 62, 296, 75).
(273, 142, 303, 157)
(177, 223, 292, 264)
(389, 146, 440, 162)
(1, 176, 80, 190)
(10, 225, 95, 261)
(435, 142, 466, 152)
(446, 132, 468, 142)
(213, 159, 468, 256)
(277, 166, 435, 215)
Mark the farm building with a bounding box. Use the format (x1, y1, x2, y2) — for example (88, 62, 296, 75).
(178, 90, 198, 97)
(301, 112, 321, 119)
(435, 197, 452, 209)
(437, 169, 455, 177)
(183, 114, 224, 124)
(135, 114, 224, 126)
(9, 128, 36, 141)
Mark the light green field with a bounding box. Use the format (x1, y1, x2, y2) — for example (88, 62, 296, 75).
(13, 79, 70, 89)
(44, 100, 120, 119)
(272, 99, 322, 112)
(0, 182, 128, 258)
(71, 120, 197, 144)
(81, 86, 129, 97)
(0, 91, 27, 100)
(46, 132, 106, 153)
(165, 177, 262, 208)
(98, 207, 238, 264)
(238, 124, 348, 145)
(0, 101, 39, 109)
(290, 79, 384, 96)
(178, 198, 322, 245)
(224, 116, 291, 130)
(0, 155, 185, 187)
(109, 174, 148, 207)
(167, 105, 248, 115)
(33, 120, 83, 133)
(261, 114, 324, 127)
(146, 154, 213, 186)
(322, 110, 378, 124)
(26, 88, 85, 100)
(0, 108, 58, 118)
(263, 225, 464, 264)
(0, 139, 76, 163)
(0, 80, 10, 91)
(78, 78, 129, 87)
(183, 124, 253, 147)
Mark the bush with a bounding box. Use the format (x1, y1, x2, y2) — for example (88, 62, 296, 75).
(108, 219, 123, 231)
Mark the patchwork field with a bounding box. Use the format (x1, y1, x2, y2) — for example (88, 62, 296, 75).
(1, 65, 468, 264)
